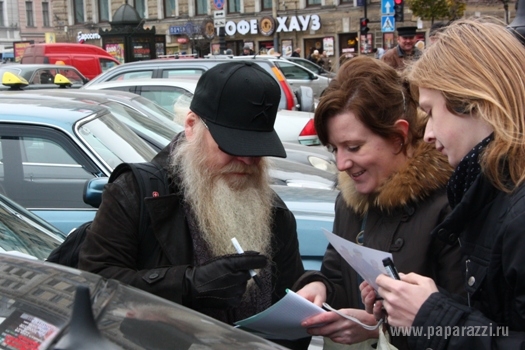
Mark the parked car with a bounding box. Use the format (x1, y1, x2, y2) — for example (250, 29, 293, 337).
(0, 89, 334, 175)
(0, 98, 336, 269)
(0, 193, 65, 260)
(82, 78, 321, 146)
(233, 56, 332, 99)
(82, 57, 315, 112)
(0, 63, 89, 90)
(0, 253, 289, 349)
(282, 56, 336, 78)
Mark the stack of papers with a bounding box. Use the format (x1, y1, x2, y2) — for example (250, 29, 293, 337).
(234, 289, 325, 340)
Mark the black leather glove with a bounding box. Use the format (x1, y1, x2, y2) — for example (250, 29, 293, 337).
(184, 251, 267, 309)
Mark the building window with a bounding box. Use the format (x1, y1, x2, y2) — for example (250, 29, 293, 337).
(165, 0, 175, 17)
(135, 0, 146, 18)
(307, 0, 321, 6)
(99, 0, 109, 21)
(196, 0, 208, 15)
(25, 1, 34, 26)
(228, 0, 240, 13)
(261, 0, 272, 11)
(42, 1, 50, 26)
(73, 0, 84, 24)
(0, 2, 4, 27)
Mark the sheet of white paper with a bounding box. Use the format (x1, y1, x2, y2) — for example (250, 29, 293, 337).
(322, 228, 392, 291)
(234, 289, 325, 340)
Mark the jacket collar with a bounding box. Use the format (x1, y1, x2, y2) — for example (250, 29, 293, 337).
(338, 141, 452, 215)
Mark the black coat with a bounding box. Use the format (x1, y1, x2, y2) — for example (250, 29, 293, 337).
(79, 143, 308, 348)
(294, 142, 464, 350)
(410, 172, 525, 349)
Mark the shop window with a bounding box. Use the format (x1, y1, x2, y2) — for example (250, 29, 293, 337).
(307, 0, 321, 6)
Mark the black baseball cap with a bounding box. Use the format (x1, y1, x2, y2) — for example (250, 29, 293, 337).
(189, 61, 286, 158)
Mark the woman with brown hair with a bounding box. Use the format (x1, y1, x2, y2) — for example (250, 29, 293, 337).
(294, 56, 463, 349)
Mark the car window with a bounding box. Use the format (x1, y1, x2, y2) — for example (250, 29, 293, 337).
(0, 131, 100, 210)
(275, 61, 311, 80)
(56, 68, 85, 85)
(77, 113, 157, 169)
(160, 69, 205, 78)
(138, 85, 190, 111)
(100, 58, 118, 72)
(108, 70, 154, 81)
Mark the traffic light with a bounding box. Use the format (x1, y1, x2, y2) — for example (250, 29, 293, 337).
(360, 18, 369, 35)
(394, 0, 404, 22)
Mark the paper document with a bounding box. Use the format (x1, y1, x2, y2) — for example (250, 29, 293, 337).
(234, 289, 325, 340)
(322, 228, 392, 291)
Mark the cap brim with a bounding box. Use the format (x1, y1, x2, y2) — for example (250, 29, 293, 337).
(204, 119, 287, 158)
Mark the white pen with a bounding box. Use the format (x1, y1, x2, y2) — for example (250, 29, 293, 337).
(231, 237, 263, 289)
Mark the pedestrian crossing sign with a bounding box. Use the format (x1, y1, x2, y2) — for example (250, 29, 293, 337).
(381, 16, 395, 33)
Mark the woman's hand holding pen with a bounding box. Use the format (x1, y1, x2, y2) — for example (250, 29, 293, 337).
(372, 273, 439, 328)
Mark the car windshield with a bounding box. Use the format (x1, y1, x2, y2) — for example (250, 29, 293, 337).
(76, 112, 157, 170)
(0, 195, 63, 260)
(101, 101, 177, 148)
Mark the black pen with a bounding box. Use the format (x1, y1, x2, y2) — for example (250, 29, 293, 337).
(231, 237, 263, 289)
(382, 257, 401, 280)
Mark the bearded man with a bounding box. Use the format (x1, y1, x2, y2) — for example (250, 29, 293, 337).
(78, 62, 308, 349)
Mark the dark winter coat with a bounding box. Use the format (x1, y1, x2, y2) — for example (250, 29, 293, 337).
(409, 170, 525, 349)
(78, 142, 308, 348)
(294, 142, 464, 350)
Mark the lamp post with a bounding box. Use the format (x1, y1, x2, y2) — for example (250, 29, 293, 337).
(508, 0, 525, 45)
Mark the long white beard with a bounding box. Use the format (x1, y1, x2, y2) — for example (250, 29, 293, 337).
(169, 129, 274, 258)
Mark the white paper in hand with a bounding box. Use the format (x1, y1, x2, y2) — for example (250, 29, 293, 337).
(322, 228, 392, 291)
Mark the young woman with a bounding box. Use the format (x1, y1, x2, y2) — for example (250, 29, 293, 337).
(362, 18, 525, 349)
(294, 56, 463, 349)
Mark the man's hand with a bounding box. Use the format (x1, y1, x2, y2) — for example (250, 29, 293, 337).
(376, 273, 438, 327)
(295, 281, 327, 307)
(184, 251, 267, 309)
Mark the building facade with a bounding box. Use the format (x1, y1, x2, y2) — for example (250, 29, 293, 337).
(7, 0, 513, 66)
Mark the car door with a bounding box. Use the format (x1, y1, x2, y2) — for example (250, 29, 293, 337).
(273, 61, 327, 99)
(0, 124, 103, 233)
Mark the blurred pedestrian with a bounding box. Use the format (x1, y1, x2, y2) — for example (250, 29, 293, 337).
(291, 47, 302, 57)
(294, 56, 463, 350)
(79, 61, 309, 349)
(382, 26, 422, 71)
(363, 17, 525, 349)
(242, 45, 254, 55)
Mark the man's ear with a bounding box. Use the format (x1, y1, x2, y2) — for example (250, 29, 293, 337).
(185, 112, 197, 140)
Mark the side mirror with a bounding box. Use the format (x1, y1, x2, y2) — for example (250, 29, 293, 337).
(83, 178, 108, 208)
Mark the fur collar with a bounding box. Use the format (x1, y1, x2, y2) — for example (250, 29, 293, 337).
(338, 141, 452, 215)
